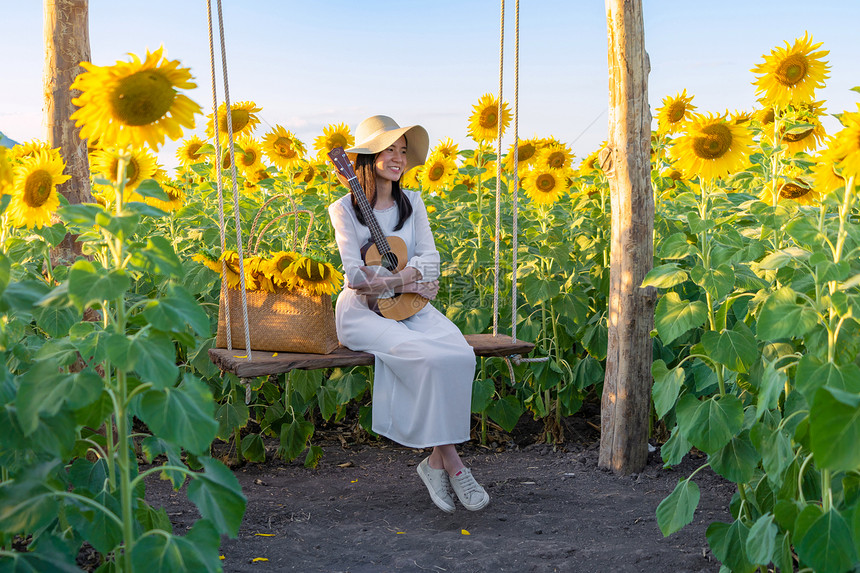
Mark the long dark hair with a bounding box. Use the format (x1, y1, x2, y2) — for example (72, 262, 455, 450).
(351, 151, 413, 231)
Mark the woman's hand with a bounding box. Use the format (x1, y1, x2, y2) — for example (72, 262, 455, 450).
(399, 280, 439, 300)
(350, 266, 395, 297)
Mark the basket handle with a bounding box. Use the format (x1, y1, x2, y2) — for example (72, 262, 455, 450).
(245, 193, 315, 255)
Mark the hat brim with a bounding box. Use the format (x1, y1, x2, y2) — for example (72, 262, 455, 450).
(345, 124, 429, 170)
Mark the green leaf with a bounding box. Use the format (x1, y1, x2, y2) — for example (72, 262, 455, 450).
(758, 247, 810, 270)
(707, 519, 754, 573)
(687, 395, 744, 454)
(131, 236, 184, 277)
(105, 332, 139, 371)
(0, 253, 9, 298)
(690, 264, 735, 301)
(581, 321, 608, 361)
(32, 306, 80, 339)
(656, 479, 700, 536)
(756, 358, 786, 419)
(655, 292, 708, 345)
(709, 431, 758, 483)
(488, 394, 524, 433)
(137, 375, 218, 455)
(134, 178, 169, 201)
(305, 445, 324, 468)
(68, 260, 130, 309)
(131, 332, 179, 389)
(471, 378, 495, 413)
(16, 363, 102, 435)
(316, 384, 337, 421)
(687, 212, 715, 234)
(329, 367, 368, 404)
(641, 263, 689, 289)
(658, 232, 697, 259)
(278, 416, 314, 461)
(661, 426, 692, 467)
(0, 462, 64, 534)
(651, 360, 684, 419)
(215, 401, 249, 441)
(796, 356, 860, 403)
(756, 287, 818, 340)
(141, 284, 210, 337)
(785, 217, 824, 247)
(291, 369, 323, 401)
(810, 387, 860, 472)
(241, 434, 265, 463)
(130, 519, 222, 573)
(700, 322, 758, 373)
(186, 457, 246, 538)
(745, 513, 777, 566)
(754, 424, 793, 490)
(795, 509, 857, 573)
(572, 355, 604, 390)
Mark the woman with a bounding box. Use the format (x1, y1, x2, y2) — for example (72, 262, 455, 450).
(328, 115, 489, 513)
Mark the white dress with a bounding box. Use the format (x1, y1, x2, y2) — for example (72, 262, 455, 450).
(328, 190, 476, 448)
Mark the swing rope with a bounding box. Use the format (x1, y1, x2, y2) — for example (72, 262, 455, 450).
(206, 0, 252, 362)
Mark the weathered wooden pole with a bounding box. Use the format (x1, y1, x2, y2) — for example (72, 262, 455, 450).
(44, 0, 92, 261)
(598, 0, 656, 474)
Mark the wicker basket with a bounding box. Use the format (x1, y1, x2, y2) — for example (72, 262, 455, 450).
(214, 195, 339, 355)
(215, 287, 338, 354)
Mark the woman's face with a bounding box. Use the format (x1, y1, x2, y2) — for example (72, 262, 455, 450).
(374, 136, 407, 183)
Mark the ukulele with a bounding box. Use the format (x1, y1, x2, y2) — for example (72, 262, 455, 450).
(327, 146, 429, 321)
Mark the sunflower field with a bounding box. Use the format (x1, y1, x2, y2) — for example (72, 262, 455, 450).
(1, 31, 859, 572)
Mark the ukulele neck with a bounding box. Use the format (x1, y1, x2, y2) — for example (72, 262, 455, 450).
(345, 175, 392, 257)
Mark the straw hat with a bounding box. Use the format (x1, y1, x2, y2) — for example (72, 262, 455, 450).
(346, 115, 429, 169)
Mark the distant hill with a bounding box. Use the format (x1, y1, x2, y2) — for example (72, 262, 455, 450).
(0, 132, 19, 148)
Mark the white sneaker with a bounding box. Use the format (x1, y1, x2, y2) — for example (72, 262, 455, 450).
(417, 457, 456, 513)
(449, 468, 490, 511)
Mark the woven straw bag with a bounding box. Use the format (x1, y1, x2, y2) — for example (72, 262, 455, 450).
(214, 196, 339, 355)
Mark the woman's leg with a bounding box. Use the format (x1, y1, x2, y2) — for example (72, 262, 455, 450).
(427, 444, 465, 476)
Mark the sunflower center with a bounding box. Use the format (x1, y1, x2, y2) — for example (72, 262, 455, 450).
(297, 262, 326, 282)
(779, 182, 810, 199)
(761, 108, 775, 124)
(166, 187, 182, 201)
(536, 173, 556, 193)
(667, 101, 687, 123)
(479, 105, 499, 129)
(692, 124, 733, 160)
(775, 54, 808, 87)
(328, 134, 348, 149)
(126, 158, 141, 186)
(23, 169, 54, 207)
(241, 149, 258, 166)
(428, 163, 445, 181)
(547, 151, 565, 169)
(221, 152, 232, 169)
(782, 127, 814, 143)
(110, 70, 176, 127)
(222, 109, 250, 133)
(274, 137, 297, 158)
(185, 142, 203, 159)
(518, 143, 535, 162)
(669, 170, 682, 181)
(276, 256, 296, 272)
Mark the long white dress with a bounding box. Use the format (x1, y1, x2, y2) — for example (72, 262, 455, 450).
(328, 190, 476, 448)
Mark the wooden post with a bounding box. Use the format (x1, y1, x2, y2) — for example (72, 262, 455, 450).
(598, 0, 656, 474)
(44, 0, 92, 262)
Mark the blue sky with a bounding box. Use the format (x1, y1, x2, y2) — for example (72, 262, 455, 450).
(3, 1, 859, 170)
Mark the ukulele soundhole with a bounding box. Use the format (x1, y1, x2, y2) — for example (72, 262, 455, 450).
(381, 251, 399, 272)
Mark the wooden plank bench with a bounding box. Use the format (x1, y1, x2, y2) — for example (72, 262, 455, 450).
(208, 333, 535, 378)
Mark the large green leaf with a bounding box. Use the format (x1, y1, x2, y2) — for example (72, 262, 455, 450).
(278, 416, 314, 461)
(745, 513, 777, 566)
(655, 292, 708, 345)
(329, 367, 368, 404)
(130, 519, 222, 573)
(651, 360, 684, 419)
(137, 375, 217, 455)
(658, 232, 697, 259)
(700, 322, 757, 373)
(656, 479, 700, 536)
(661, 426, 692, 467)
(641, 263, 689, 289)
(186, 457, 247, 538)
(709, 431, 758, 484)
(706, 519, 755, 573)
(758, 247, 811, 270)
(16, 363, 102, 435)
(752, 422, 793, 489)
(690, 264, 735, 301)
(0, 253, 10, 298)
(686, 395, 744, 454)
(795, 509, 857, 573)
(67, 260, 130, 309)
(810, 387, 860, 472)
(471, 378, 495, 413)
(215, 401, 249, 441)
(32, 306, 80, 339)
(241, 433, 266, 463)
(131, 332, 179, 389)
(131, 236, 184, 277)
(141, 284, 210, 337)
(488, 394, 524, 433)
(756, 358, 786, 419)
(756, 286, 818, 340)
(796, 356, 860, 404)
(0, 462, 62, 534)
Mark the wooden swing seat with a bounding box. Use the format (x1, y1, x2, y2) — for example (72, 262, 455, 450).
(208, 333, 534, 378)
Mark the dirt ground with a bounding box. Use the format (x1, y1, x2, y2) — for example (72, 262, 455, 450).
(145, 406, 735, 573)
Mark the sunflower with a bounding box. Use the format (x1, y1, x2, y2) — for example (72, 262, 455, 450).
(244, 255, 273, 292)
(219, 250, 250, 290)
(192, 252, 221, 273)
(522, 166, 570, 206)
(655, 90, 696, 134)
(7, 149, 69, 228)
(176, 135, 207, 166)
(432, 138, 459, 159)
(0, 147, 12, 195)
(286, 255, 343, 296)
(313, 122, 354, 159)
(779, 101, 826, 154)
(401, 165, 423, 190)
(503, 138, 540, 175)
(261, 251, 301, 288)
(535, 143, 573, 171)
(235, 135, 265, 175)
(467, 93, 511, 142)
(91, 147, 158, 192)
(70, 47, 201, 150)
(10, 139, 59, 162)
(578, 146, 604, 177)
(731, 110, 753, 125)
(205, 101, 262, 142)
(420, 154, 458, 193)
(829, 112, 860, 179)
(262, 125, 306, 170)
(145, 181, 185, 212)
(293, 161, 318, 187)
(456, 172, 479, 194)
(463, 142, 497, 174)
(752, 33, 830, 107)
(669, 112, 754, 181)
(811, 144, 846, 195)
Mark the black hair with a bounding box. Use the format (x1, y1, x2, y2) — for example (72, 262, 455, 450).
(351, 147, 413, 231)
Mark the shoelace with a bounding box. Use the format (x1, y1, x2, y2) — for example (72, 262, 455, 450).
(452, 472, 481, 497)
